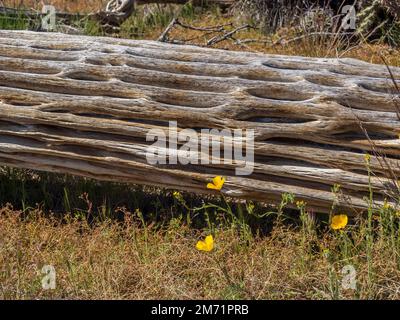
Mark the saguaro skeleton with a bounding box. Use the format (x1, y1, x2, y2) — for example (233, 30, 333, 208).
(0, 30, 399, 213)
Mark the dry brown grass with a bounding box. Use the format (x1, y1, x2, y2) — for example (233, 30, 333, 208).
(1, 205, 400, 300)
(2, 0, 107, 12)
(159, 15, 400, 66)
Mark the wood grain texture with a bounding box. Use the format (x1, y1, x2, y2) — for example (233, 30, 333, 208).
(0, 30, 399, 213)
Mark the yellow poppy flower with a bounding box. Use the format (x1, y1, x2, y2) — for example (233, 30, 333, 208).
(207, 176, 225, 191)
(296, 200, 306, 209)
(331, 214, 348, 230)
(173, 191, 183, 201)
(196, 235, 214, 252)
(382, 199, 392, 211)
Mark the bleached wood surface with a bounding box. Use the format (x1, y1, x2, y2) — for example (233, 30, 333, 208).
(0, 30, 399, 213)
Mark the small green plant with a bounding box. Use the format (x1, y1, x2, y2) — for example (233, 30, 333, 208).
(0, 11, 29, 30)
(82, 17, 104, 36)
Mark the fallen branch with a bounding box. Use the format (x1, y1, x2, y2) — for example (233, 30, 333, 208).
(158, 17, 178, 42)
(157, 19, 256, 48)
(206, 24, 254, 46)
(175, 20, 233, 32)
(272, 32, 354, 46)
(157, 18, 231, 45)
(1, 30, 400, 213)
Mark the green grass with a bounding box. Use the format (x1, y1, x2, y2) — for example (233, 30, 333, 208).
(0, 167, 285, 234)
(0, 12, 29, 30)
(1, 165, 400, 299)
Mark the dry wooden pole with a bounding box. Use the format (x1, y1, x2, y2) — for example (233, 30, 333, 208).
(0, 30, 399, 213)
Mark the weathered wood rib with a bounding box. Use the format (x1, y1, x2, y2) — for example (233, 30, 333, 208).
(0, 30, 399, 213)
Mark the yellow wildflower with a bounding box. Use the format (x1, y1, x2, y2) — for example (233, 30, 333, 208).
(173, 191, 183, 201)
(331, 214, 348, 230)
(296, 200, 306, 209)
(383, 199, 392, 211)
(322, 248, 330, 257)
(364, 153, 371, 163)
(207, 176, 225, 191)
(247, 201, 255, 213)
(332, 184, 341, 193)
(196, 235, 214, 252)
